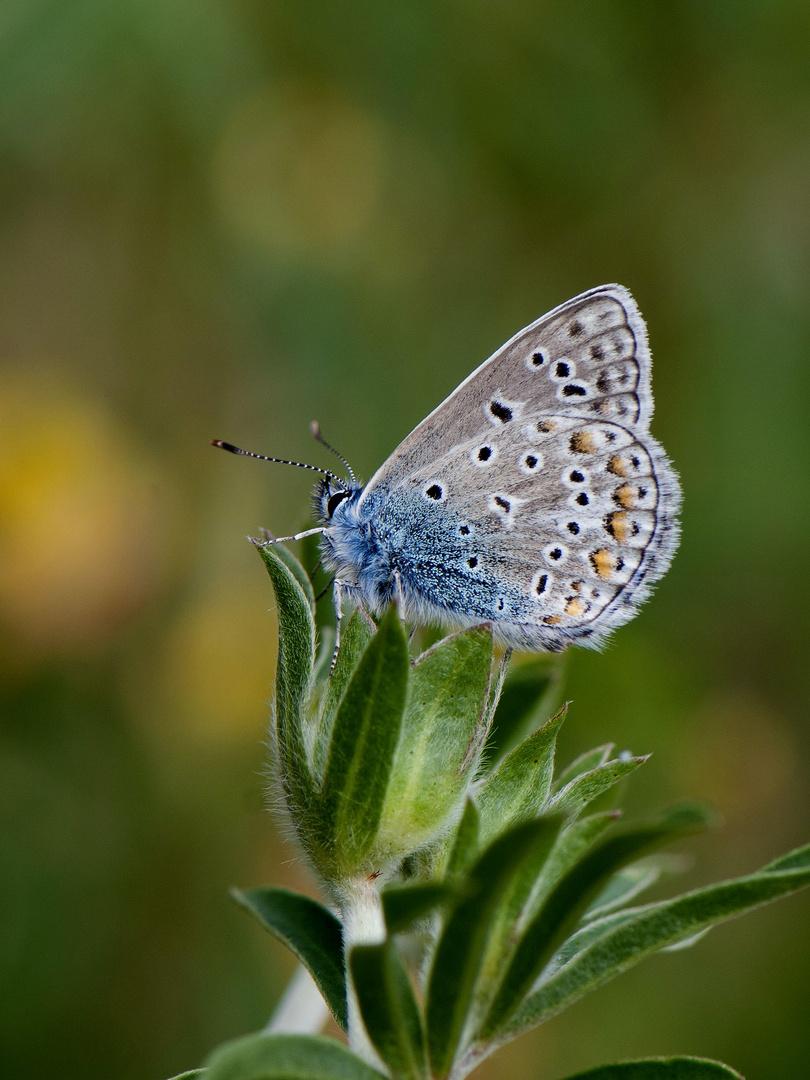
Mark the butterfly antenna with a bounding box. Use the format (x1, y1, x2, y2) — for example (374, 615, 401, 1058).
(310, 422, 356, 484)
(211, 440, 340, 481)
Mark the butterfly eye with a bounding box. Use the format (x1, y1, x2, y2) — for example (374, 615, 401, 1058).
(326, 490, 350, 517)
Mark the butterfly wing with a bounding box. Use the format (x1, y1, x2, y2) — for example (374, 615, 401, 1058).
(357, 285, 680, 650)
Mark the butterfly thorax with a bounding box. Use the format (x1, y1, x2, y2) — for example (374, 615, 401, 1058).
(318, 486, 398, 609)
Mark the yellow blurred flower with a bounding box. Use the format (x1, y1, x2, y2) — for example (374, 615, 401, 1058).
(0, 368, 172, 663)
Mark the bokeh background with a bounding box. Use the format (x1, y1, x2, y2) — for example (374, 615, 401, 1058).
(1, 3, 809, 1078)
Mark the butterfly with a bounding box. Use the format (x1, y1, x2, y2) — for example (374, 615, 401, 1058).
(215, 285, 681, 653)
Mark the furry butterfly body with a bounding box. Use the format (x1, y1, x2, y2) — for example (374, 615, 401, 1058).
(314, 285, 680, 653)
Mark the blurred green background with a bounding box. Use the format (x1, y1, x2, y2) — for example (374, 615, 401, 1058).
(1, 2, 809, 1078)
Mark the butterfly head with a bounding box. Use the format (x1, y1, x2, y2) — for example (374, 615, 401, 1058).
(314, 475, 363, 525)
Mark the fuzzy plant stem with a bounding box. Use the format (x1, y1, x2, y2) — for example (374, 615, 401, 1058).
(341, 878, 387, 1070)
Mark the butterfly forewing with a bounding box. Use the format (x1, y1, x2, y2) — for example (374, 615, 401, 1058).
(360, 285, 653, 500)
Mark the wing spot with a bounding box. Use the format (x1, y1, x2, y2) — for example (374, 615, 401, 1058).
(459, 524, 470, 535)
(536, 573, 549, 594)
(570, 430, 598, 454)
(531, 351, 546, 366)
(567, 521, 580, 535)
(575, 492, 590, 506)
(467, 556, 478, 568)
(596, 373, 611, 393)
(590, 548, 616, 579)
(543, 615, 562, 625)
(565, 597, 588, 617)
(606, 455, 627, 476)
(568, 320, 585, 337)
(497, 598, 505, 611)
(569, 470, 585, 483)
(614, 484, 636, 509)
(604, 511, 629, 542)
(478, 446, 492, 461)
(425, 484, 443, 500)
(562, 383, 588, 397)
(555, 361, 571, 378)
(494, 496, 511, 512)
(537, 419, 555, 434)
(590, 344, 604, 360)
(489, 400, 513, 422)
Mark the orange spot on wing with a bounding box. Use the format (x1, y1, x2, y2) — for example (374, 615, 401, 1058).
(607, 454, 627, 476)
(543, 614, 562, 625)
(605, 510, 629, 543)
(565, 597, 586, 617)
(614, 483, 636, 509)
(590, 548, 615, 579)
(570, 430, 598, 454)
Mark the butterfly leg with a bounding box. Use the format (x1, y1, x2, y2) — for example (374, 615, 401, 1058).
(251, 526, 326, 548)
(330, 579, 349, 674)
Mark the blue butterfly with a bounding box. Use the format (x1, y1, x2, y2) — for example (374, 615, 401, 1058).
(215, 285, 680, 653)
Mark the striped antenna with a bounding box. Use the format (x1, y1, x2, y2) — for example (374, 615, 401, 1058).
(211, 440, 341, 482)
(310, 422, 356, 484)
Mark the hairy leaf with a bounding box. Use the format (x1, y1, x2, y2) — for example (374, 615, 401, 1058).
(552, 745, 613, 791)
(351, 942, 429, 1080)
(231, 888, 346, 1030)
(444, 798, 481, 882)
(549, 756, 648, 818)
(382, 882, 457, 935)
(312, 611, 374, 780)
(478, 705, 567, 845)
(320, 605, 410, 874)
(560, 1057, 743, 1079)
(485, 655, 561, 764)
(203, 1033, 387, 1080)
(502, 863, 810, 1041)
(426, 817, 563, 1079)
(375, 626, 493, 860)
(258, 546, 318, 831)
(482, 805, 712, 1036)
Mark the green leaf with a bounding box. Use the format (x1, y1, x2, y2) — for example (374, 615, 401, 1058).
(582, 863, 663, 922)
(382, 882, 457, 935)
(426, 817, 564, 1079)
(444, 798, 481, 881)
(351, 942, 429, 1080)
(552, 745, 613, 791)
(231, 888, 347, 1030)
(761, 841, 810, 872)
(478, 705, 567, 846)
(311, 611, 374, 781)
(485, 655, 562, 764)
(528, 813, 621, 916)
(375, 626, 493, 860)
(301, 530, 338, 634)
(320, 605, 410, 874)
(542, 908, 640, 978)
(203, 1033, 387, 1080)
(549, 755, 648, 818)
(482, 805, 712, 1036)
(257, 546, 318, 832)
(560, 1057, 743, 1079)
(502, 863, 810, 1041)
(269, 542, 316, 611)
